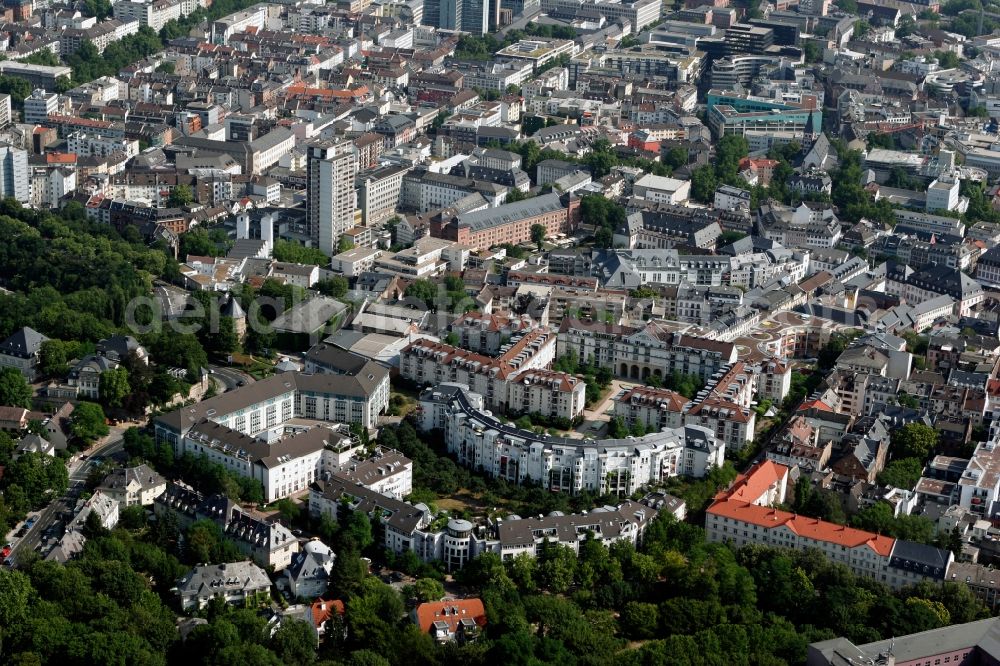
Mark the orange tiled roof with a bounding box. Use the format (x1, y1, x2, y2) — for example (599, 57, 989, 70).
(310, 598, 344, 629)
(708, 500, 896, 557)
(46, 153, 77, 164)
(716, 460, 789, 505)
(413, 599, 486, 635)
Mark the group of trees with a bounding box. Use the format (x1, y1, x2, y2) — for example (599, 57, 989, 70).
(0, 366, 32, 408)
(0, 200, 179, 344)
(404, 276, 474, 313)
(829, 146, 897, 224)
(689, 135, 752, 204)
(0, 448, 69, 535)
(65, 27, 165, 88)
(179, 226, 232, 260)
(427, 510, 988, 666)
(579, 194, 628, 248)
(271, 240, 328, 265)
(878, 422, 940, 491)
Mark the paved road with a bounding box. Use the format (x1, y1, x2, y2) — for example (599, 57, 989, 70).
(209, 364, 255, 391)
(5, 431, 127, 566)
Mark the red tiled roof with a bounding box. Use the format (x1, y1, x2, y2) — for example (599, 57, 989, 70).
(716, 460, 789, 505)
(46, 152, 77, 165)
(708, 500, 896, 557)
(799, 398, 834, 412)
(310, 598, 344, 629)
(413, 599, 486, 635)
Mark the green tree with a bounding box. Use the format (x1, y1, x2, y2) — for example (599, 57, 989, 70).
(71, 402, 109, 443)
(935, 50, 960, 68)
(530, 223, 547, 251)
(690, 165, 718, 203)
(269, 618, 316, 665)
(0, 569, 32, 628)
(0, 367, 32, 408)
(272, 240, 329, 265)
(891, 423, 938, 461)
(167, 184, 194, 207)
(804, 41, 822, 62)
(404, 279, 438, 309)
(39, 339, 73, 377)
(99, 366, 131, 409)
(405, 577, 446, 603)
(337, 237, 355, 254)
(315, 276, 349, 299)
(878, 457, 923, 490)
(621, 601, 659, 639)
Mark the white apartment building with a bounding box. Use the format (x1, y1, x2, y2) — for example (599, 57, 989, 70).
(309, 140, 357, 256)
(250, 128, 295, 175)
(557, 319, 738, 382)
(614, 385, 689, 432)
(310, 475, 669, 571)
(505, 369, 587, 422)
(400, 330, 571, 418)
(420, 384, 725, 495)
(66, 131, 139, 160)
(460, 61, 535, 91)
(0, 143, 29, 203)
(113, 0, 182, 32)
(211, 4, 267, 44)
(706, 461, 953, 589)
(926, 174, 962, 213)
(684, 397, 756, 452)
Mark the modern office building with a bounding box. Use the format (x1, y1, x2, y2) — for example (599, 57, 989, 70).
(23, 88, 59, 124)
(308, 140, 357, 256)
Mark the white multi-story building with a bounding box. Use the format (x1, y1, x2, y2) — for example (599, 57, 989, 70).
(309, 140, 357, 256)
(211, 4, 267, 44)
(421, 384, 725, 495)
(505, 369, 587, 422)
(357, 164, 409, 224)
(113, 0, 182, 31)
(926, 174, 962, 213)
(400, 330, 572, 418)
(614, 385, 689, 432)
(632, 174, 691, 205)
(153, 371, 392, 501)
(23, 88, 58, 124)
(66, 131, 140, 160)
(557, 319, 739, 382)
(310, 475, 672, 570)
(331, 246, 383, 277)
(0, 143, 29, 203)
(706, 461, 953, 589)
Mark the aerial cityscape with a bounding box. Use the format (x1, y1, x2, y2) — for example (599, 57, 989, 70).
(6, 0, 1000, 663)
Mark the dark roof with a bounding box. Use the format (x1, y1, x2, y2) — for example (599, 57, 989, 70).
(889, 539, 951, 580)
(0, 327, 49, 358)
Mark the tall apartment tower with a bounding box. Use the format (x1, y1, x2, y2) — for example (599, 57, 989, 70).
(308, 140, 356, 256)
(0, 143, 29, 203)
